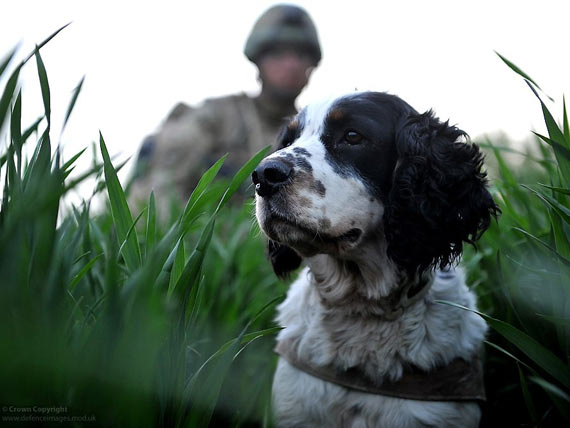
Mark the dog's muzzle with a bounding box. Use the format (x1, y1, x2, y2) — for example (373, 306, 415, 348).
(252, 159, 292, 197)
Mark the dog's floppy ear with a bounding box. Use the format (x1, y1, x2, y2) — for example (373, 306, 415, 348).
(267, 239, 303, 279)
(385, 111, 499, 273)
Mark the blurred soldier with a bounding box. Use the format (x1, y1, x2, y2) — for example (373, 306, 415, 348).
(129, 4, 321, 210)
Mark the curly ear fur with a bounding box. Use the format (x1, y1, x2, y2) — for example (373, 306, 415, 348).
(385, 111, 499, 273)
(267, 239, 303, 279)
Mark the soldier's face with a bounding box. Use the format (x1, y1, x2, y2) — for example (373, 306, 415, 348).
(258, 47, 314, 99)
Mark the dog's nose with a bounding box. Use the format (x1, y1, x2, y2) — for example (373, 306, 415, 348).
(252, 159, 292, 197)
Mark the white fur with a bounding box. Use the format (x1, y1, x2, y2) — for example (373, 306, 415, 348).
(272, 263, 487, 427)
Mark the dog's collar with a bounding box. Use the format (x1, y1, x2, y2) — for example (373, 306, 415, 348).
(373, 272, 433, 321)
(309, 264, 433, 321)
(275, 338, 486, 402)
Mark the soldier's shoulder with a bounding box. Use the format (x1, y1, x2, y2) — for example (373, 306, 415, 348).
(165, 102, 194, 121)
(197, 93, 257, 124)
(202, 92, 254, 110)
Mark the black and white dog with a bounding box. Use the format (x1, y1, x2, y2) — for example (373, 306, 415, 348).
(252, 92, 498, 427)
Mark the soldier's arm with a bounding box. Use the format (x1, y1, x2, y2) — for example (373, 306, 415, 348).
(128, 103, 218, 214)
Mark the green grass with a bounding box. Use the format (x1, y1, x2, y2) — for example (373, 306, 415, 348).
(1, 29, 569, 427)
(461, 54, 570, 426)
(0, 30, 281, 427)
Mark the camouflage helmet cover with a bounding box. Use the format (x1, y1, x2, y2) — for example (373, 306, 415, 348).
(244, 4, 321, 65)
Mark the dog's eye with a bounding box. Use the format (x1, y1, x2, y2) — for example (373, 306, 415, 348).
(344, 130, 363, 145)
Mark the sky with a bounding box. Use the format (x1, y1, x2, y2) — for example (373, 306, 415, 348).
(1, 0, 569, 194)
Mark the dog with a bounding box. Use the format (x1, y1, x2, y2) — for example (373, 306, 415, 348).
(252, 91, 498, 427)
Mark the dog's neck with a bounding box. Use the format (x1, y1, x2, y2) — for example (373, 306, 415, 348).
(306, 238, 432, 319)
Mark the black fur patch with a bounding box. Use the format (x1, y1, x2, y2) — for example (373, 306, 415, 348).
(277, 110, 306, 149)
(295, 156, 313, 173)
(312, 179, 326, 197)
(267, 239, 303, 278)
(319, 93, 413, 198)
(384, 110, 499, 273)
(293, 147, 311, 157)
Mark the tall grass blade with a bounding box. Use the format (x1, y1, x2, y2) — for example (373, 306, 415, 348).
(484, 340, 534, 372)
(549, 208, 570, 264)
(99, 132, 141, 272)
(185, 295, 282, 427)
(0, 64, 21, 131)
(437, 301, 570, 389)
(25, 152, 61, 293)
(117, 208, 146, 262)
(10, 91, 22, 173)
(21, 116, 43, 142)
(192, 296, 283, 377)
(512, 227, 570, 267)
(495, 52, 550, 98)
(34, 47, 51, 129)
(519, 364, 538, 423)
(531, 377, 570, 403)
(22, 23, 71, 64)
(238, 327, 283, 347)
(532, 132, 570, 189)
(0, 46, 17, 77)
(536, 313, 570, 327)
(70, 253, 103, 290)
(491, 144, 519, 186)
(500, 52, 570, 185)
(0, 152, 8, 169)
(180, 155, 226, 230)
(562, 96, 570, 147)
(145, 191, 156, 258)
(120, 224, 180, 299)
(189, 332, 242, 427)
(62, 76, 84, 132)
(167, 237, 185, 295)
(172, 216, 216, 302)
(531, 377, 570, 421)
(478, 141, 553, 166)
(62, 147, 87, 173)
(63, 162, 103, 193)
(4, 146, 19, 207)
(93, 157, 130, 195)
(216, 145, 271, 212)
(533, 90, 569, 149)
(36, 130, 52, 175)
(522, 185, 570, 226)
(538, 183, 570, 196)
(528, 85, 570, 186)
(549, 186, 570, 262)
(185, 273, 206, 331)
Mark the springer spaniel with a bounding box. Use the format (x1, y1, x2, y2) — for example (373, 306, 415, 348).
(252, 92, 498, 427)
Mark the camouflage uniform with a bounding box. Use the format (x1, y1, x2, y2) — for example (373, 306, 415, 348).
(129, 4, 321, 209)
(129, 93, 293, 207)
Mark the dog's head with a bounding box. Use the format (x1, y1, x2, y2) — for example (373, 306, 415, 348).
(253, 92, 498, 277)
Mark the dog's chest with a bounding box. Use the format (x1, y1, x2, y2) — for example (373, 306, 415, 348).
(276, 270, 426, 381)
(272, 269, 486, 427)
(274, 267, 487, 384)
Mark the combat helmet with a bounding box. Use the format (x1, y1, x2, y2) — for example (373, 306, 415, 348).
(244, 4, 321, 65)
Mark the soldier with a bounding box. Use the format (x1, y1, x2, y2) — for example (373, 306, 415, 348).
(129, 4, 321, 210)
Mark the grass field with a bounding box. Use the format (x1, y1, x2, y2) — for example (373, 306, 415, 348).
(0, 30, 569, 427)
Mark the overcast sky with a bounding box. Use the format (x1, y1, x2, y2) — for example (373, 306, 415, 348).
(1, 0, 569, 193)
